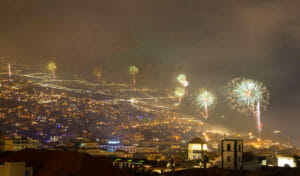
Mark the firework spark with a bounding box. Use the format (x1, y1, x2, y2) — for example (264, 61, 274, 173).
(226, 78, 269, 133)
(193, 89, 216, 119)
(129, 65, 139, 85)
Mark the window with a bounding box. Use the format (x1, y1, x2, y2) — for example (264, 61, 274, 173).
(227, 144, 231, 151)
(25, 170, 29, 176)
(239, 144, 241, 151)
(192, 150, 202, 154)
(239, 156, 241, 162)
(227, 156, 231, 162)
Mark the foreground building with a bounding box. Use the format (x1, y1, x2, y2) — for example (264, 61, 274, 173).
(221, 139, 243, 170)
(187, 137, 208, 161)
(0, 162, 32, 176)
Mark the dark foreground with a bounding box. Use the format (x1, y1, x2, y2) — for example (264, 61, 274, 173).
(1, 149, 300, 176)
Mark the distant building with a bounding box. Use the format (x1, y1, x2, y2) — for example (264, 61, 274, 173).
(99, 144, 158, 154)
(4, 136, 41, 151)
(0, 162, 33, 176)
(221, 139, 243, 170)
(80, 148, 133, 158)
(187, 137, 208, 161)
(79, 142, 99, 149)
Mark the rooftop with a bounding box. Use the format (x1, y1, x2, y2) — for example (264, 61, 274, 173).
(188, 137, 205, 144)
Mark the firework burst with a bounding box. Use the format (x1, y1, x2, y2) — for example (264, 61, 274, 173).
(226, 78, 269, 133)
(177, 74, 186, 85)
(47, 61, 57, 79)
(129, 65, 139, 85)
(177, 73, 189, 97)
(174, 87, 185, 103)
(192, 89, 217, 119)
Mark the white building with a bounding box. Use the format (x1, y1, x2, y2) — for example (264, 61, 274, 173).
(187, 137, 208, 160)
(277, 155, 296, 168)
(221, 139, 243, 170)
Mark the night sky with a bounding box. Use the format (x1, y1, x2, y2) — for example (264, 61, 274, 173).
(0, 1, 299, 145)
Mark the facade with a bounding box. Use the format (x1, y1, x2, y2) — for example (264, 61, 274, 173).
(0, 162, 33, 176)
(80, 142, 99, 149)
(187, 137, 208, 161)
(221, 139, 243, 170)
(4, 136, 41, 151)
(99, 144, 158, 154)
(79, 148, 133, 158)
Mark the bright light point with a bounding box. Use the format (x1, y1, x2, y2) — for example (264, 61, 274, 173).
(129, 98, 136, 103)
(182, 80, 189, 87)
(273, 130, 281, 134)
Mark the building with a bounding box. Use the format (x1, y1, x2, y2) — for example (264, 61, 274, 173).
(0, 162, 33, 176)
(4, 137, 41, 151)
(221, 139, 243, 170)
(79, 142, 99, 149)
(0, 134, 4, 153)
(79, 148, 133, 158)
(99, 144, 158, 154)
(78, 141, 133, 158)
(187, 137, 208, 161)
(276, 155, 296, 168)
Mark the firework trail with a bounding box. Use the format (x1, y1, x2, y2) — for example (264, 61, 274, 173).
(226, 78, 269, 133)
(8, 63, 11, 77)
(47, 61, 57, 79)
(129, 65, 139, 85)
(93, 66, 102, 82)
(193, 89, 216, 119)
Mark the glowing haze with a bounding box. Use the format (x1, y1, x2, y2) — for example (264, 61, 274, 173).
(0, 0, 299, 145)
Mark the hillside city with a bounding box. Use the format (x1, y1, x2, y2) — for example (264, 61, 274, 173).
(0, 60, 299, 175)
